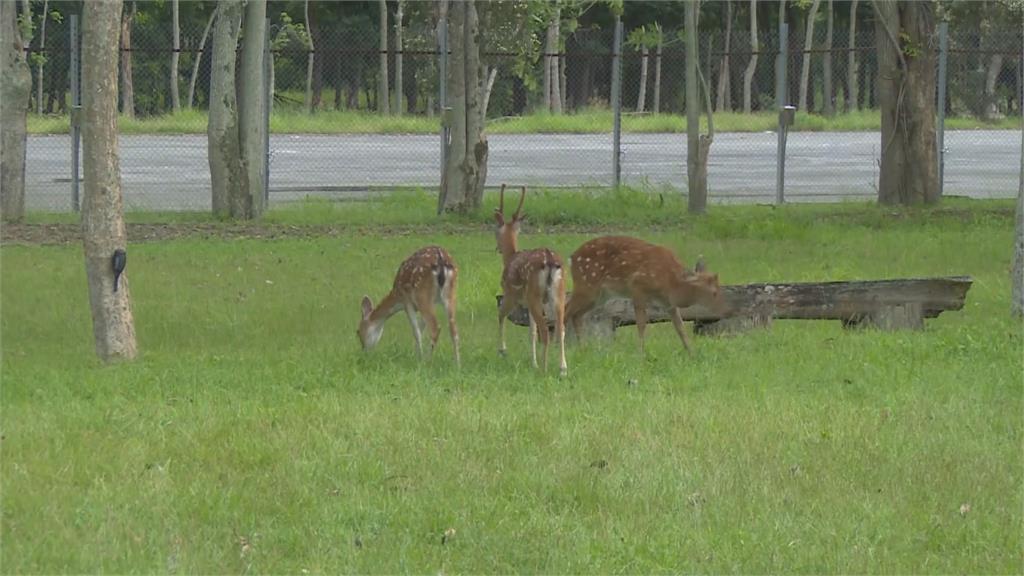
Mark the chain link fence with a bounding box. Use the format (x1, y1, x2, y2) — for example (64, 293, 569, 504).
(21, 3, 1023, 212)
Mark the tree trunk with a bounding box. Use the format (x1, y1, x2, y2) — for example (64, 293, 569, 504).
(653, 32, 663, 113)
(303, 0, 314, 113)
(1013, 122, 1023, 316)
(311, 2, 323, 110)
(637, 44, 648, 112)
(438, 0, 488, 214)
(1, 0, 31, 223)
(560, 52, 567, 112)
(120, 1, 136, 117)
(874, 0, 938, 205)
(81, 0, 137, 362)
(742, 0, 758, 113)
(394, 0, 404, 114)
(170, 0, 181, 112)
(686, 0, 710, 214)
(378, 0, 389, 115)
(207, 0, 246, 217)
(187, 8, 215, 109)
(822, 0, 834, 115)
(983, 54, 1005, 120)
(543, 13, 553, 112)
(238, 0, 266, 217)
(35, 0, 48, 114)
(798, 0, 821, 111)
(481, 65, 497, 122)
(716, 0, 733, 112)
(846, 0, 858, 112)
(548, 8, 562, 113)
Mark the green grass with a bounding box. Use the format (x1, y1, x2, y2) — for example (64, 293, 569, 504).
(2, 201, 1021, 572)
(27, 107, 1022, 135)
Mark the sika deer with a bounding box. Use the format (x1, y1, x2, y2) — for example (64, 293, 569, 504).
(358, 245, 460, 366)
(565, 235, 727, 353)
(495, 185, 568, 377)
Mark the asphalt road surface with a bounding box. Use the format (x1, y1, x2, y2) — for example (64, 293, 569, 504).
(25, 130, 1018, 211)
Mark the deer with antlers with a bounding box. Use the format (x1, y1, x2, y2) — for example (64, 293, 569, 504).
(358, 245, 460, 366)
(565, 236, 728, 353)
(495, 185, 568, 377)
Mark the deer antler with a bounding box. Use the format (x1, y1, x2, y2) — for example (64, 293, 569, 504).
(513, 186, 526, 221)
(496, 184, 507, 216)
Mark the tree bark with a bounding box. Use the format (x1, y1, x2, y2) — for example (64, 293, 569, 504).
(481, 65, 497, 122)
(548, 8, 562, 113)
(81, 0, 137, 362)
(186, 8, 215, 109)
(170, 0, 181, 112)
(238, 0, 266, 217)
(394, 0, 404, 114)
(686, 0, 710, 214)
(742, 0, 758, 113)
(378, 0, 389, 115)
(874, 0, 938, 205)
(822, 0, 834, 115)
(35, 0, 48, 114)
(846, 0, 858, 112)
(207, 0, 246, 217)
(653, 31, 663, 113)
(798, 0, 820, 111)
(304, 0, 314, 113)
(1, 0, 31, 223)
(716, 0, 733, 112)
(637, 44, 648, 112)
(119, 1, 136, 117)
(984, 54, 1005, 120)
(438, 0, 488, 214)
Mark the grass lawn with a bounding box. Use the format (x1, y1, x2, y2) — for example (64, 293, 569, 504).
(26, 107, 1022, 135)
(1, 196, 1021, 573)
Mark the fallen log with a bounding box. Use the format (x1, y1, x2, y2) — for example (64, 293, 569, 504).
(497, 276, 972, 335)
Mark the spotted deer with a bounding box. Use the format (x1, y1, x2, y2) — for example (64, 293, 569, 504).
(358, 245, 460, 366)
(565, 236, 727, 353)
(495, 185, 568, 377)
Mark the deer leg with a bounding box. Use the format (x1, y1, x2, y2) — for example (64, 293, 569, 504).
(554, 282, 568, 377)
(497, 293, 518, 358)
(441, 284, 460, 367)
(527, 295, 549, 372)
(565, 288, 596, 343)
(404, 304, 424, 358)
(633, 297, 649, 355)
(670, 307, 694, 355)
(415, 291, 441, 360)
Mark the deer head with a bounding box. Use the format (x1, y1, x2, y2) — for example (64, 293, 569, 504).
(357, 295, 385, 350)
(679, 257, 728, 315)
(494, 184, 526, 261)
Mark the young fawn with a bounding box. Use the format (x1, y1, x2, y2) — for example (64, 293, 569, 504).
(358, 245, 461, 366)
(495, 185, 568, 377)
(565, 235, 728, 353)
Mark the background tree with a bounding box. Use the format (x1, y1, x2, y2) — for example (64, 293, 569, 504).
(874, 0, 939, 205)
(81, 0, 137, 362)
(797, 0, 821, 111)
(304, 0, 315, 113)
(846, 0, 859, 112)
(1, 0, 33, 223)
(742, 0, 758, 113)
(378, 0, 389, 115)
(715, 0, 732, 112)
(394, 0, 404, 115)
(686, 0, 713, 214)
(628, 25, 659, 112)
(186, 6, 216, 109)
(120, 1, 136, 117)
(33, 0, 49, 115)
(438, 0, 488, 214)
(821, 0, 834, 115)
(170, 0, 181, 112)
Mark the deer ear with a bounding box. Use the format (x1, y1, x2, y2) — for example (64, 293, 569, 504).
(694, 256, 706, 273)
(361, 296, 373, 319)
(494, 210, 504, 225)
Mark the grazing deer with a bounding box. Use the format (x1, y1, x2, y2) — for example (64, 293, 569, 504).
(565, 236, 727, 353)
(495, 185, 568, 377)
(358, 246, 460, 366)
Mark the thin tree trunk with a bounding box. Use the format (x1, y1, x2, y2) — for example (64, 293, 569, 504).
(378, 0, 389, 114)
(686, 0, 709, 214)
(394, 0, 404, 114)
(637, 44, 649, 112)
(170, 0, 181, 112)
(822, 0, 834, 115)
(238, 0, 266, 217)
(481, 65, 497, 123)
(1, 0, 31, 222)
(120, 1, 137, 117)
(716, 0, 733, 112)
(548, 8, 561, 113)
(543, 12, 553, 111)
(560, 52, 567, 111)
(304, 0, 314, 113)
(81, 0, 137, 362)
(35, 0, 48, 114)
(874, 0, 938, 205)
(743, 0, 758, 113)
(984, 54, 1005, 120)
(187, 8, 215, 109)
(653, 32, 663, 113)
(207, 0, 246, 217)
(798, 0, 820, 111)
(846, 0, 858, 111)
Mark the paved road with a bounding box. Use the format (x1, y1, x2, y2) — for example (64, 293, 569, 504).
(26, 130, 1019, 211)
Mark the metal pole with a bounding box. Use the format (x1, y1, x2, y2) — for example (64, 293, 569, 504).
(937, 21, 948, 198)
(775, 21, 789, 205)
(264, 17, 271, 206)
(70, 14, 81, 213)
(611, 16, 623, 188)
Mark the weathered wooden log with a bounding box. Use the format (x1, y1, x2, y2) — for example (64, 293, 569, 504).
(497, 276, 972, 335)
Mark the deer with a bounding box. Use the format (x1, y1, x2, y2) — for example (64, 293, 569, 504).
(564, 235, 728, 354)
(495, 185, 568, 377)
(358, 245, 460, 366)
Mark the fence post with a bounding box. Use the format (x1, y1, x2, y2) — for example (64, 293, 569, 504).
(264, 17, 271, 205)
(70, 14, 81, 213)
(437, 16, 449, 192)
(936, 21, 948, 198)
(611, 16, 623, 188)
(775, 21, 789, 205)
